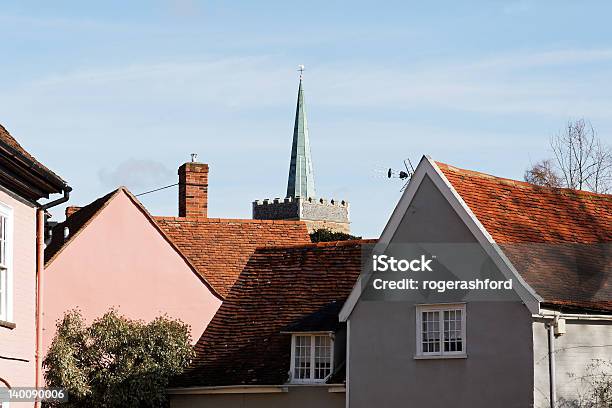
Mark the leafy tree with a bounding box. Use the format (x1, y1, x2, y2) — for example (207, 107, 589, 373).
(524, 159, 563, 188)
(43, 309, 194, 408)
(310, 228, 361, 242)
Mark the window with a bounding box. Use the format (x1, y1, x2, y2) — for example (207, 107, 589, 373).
(0, 206, 12, 324)
(290, 334, 333, 383)
(416, 304, 466, 358)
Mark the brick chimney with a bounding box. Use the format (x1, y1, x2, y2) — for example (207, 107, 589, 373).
(65, 206, 82, 218)
(178, 162, 209, 218)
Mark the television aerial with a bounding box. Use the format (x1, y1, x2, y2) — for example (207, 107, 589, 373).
(387, 159, 415, 191)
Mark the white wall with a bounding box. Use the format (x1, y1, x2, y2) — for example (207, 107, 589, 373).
(533, 319, 612, 408)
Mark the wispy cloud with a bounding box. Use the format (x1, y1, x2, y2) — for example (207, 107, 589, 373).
(502, 0, 535, 15)
(312, 48, 612, 116)
(5, 48, 612, 121)
(464, 49, 612, 70)
(98, 158, 174, 191)
(0, 13, 131, 31)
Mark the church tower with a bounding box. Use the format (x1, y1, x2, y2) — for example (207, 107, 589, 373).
(253, 67, 350, 233)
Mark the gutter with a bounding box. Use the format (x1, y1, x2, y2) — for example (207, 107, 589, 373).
(40, 186, 72, 211)
(167, 385, 288, 395)
(35, 186, 71, 406)
(167, 384, 347, 395)
(0, 139, 66, 190)
(534, 310, 612, 322)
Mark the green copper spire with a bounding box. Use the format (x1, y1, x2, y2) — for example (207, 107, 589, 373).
(287, 68, 316, 198)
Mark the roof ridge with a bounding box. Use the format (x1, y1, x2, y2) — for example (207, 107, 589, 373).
(436, 161, 612, 200)
(256, 239, 377, 252)
(153, 216, 306, 225)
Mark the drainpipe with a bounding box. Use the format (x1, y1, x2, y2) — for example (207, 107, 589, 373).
(547, 319, 557, 408)
(35, 186, 71, 406)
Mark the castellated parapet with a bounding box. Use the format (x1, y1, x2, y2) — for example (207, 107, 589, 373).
(253, 197, 350, 234)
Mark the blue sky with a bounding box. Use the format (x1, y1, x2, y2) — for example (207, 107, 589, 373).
(1, 0, 612, 237)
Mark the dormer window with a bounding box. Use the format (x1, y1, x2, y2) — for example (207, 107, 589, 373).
(290, 333, 333, 383)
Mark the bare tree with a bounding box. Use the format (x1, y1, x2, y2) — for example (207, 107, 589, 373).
(551, 119, 612, 193)
(525, 159, 563, 188)
(587, 138, 612, 194)
(525, 119, 612, 193)
(558, 359, 612, 408)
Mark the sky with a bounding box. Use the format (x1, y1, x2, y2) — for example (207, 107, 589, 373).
(1, 0, 612, 237)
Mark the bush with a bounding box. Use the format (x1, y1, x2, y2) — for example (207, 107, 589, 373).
(309, 228, 361, 243)
(43, 309, 195, 408)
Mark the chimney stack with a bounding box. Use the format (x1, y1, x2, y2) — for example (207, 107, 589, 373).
(65, 206, 82, 218)
(178, 162, 209, 218)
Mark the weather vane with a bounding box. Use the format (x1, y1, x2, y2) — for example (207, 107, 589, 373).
(298, 64, 305, 80)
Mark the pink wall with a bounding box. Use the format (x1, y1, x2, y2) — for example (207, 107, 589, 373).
(0, 188, 37, 405)
(43, 190, 222, 352)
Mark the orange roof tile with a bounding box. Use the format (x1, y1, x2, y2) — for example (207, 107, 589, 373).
(437, 162, 612, 244)
(154, 217, 311, 297)
(437, 162, 611, 312)
(173, 240, 375, 387)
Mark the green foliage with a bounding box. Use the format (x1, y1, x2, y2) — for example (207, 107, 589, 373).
(43, 309, 195, 408)
(309, 228, 361, 243)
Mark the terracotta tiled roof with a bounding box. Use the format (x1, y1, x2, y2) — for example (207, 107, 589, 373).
(154, 217, 311, 297)
(0, 123, 65, 187)
(437, 162, 611, 312)
(173, 240, 375, 387)
(437, 162, 612, 243)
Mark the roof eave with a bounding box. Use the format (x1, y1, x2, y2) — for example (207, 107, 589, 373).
(0, 141, 66, 200)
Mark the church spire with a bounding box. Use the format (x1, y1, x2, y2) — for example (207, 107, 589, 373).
(286, 65, 316, 198)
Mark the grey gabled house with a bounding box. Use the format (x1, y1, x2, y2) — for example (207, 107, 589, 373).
(340, 156, 611, 408)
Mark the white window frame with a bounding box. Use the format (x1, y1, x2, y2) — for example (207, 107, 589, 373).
(415, 303, 466, 358)
(289, 333, 334, 383)
(0, 202, 14, 324)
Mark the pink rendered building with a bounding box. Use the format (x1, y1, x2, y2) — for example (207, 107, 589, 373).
(43, 161, 310, 351)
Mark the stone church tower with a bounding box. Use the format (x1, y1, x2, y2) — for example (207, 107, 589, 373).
(253, 70, 350, 233)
